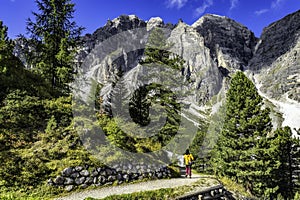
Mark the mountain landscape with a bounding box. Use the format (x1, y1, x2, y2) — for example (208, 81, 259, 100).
(1, 0, 300, 199)
(77, 10, 299, 134)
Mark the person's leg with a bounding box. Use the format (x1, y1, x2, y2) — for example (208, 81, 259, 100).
(189, 165, 192, 178)
(186, 166, 191, 178)
(185, 165, 189, 177)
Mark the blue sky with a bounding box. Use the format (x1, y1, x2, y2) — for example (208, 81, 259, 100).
(0, 0, 299, 38)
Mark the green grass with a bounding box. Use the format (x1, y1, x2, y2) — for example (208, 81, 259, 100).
(0, 184, 61, 200)
(85, 188, 176, 200)
(219, 176, 254, 199)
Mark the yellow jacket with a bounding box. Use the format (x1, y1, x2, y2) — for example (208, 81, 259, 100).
(183, 153, 194, 165)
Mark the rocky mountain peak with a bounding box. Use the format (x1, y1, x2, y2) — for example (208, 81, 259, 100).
(191, 13, 227, 27)
(192, 13, 257, 71)
(249, 9, 300, 103)
(250, 9, 300, 71)
(146, 17, 164, 31)
(108, 14, 145, 30)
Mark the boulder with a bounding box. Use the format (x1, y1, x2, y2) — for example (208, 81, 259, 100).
(54, 176, 65, 186)
(62, 167, 74, 177)
(70, 172, 80, 179)
(75, 166, 84, 172)
(64, 178, 74, 185)
(85, 177, 94, 185)
(80, 170, 90, 177)
(75, 177, 86, 185)
(65, 185, 74, 192)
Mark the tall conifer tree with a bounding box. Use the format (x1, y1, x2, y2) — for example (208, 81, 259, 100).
(270, 127, 300, 199)
(24, 0, 84, 94)
(212, 71, 274, 196)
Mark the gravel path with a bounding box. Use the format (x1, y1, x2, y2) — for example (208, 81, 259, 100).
(55, 174, 209, 200)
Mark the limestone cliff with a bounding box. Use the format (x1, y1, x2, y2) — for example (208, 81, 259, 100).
(249, 10, 300, 132)
(61, 10, 300, 133)
(249, 10, 300, 102)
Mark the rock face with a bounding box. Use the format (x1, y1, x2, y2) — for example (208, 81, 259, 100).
(249, 10, 300, 102)
(192, 14, 257, 71)
(168, 21, 223, 104)
(74, 10, 300, 132)
(27, 9, 290, 135)
(77, 13, 256, 105)
(147, 17, 164, 31)
(76, 15, 147, 64)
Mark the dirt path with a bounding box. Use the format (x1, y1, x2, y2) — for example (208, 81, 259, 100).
(55, 174, 215, 200)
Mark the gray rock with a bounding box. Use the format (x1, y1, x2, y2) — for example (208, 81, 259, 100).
(100, 170, 107, 177)
(62, 167, 74, 177)
(96, 167, 103, 173)
(70, 172, 80, 178)
(64, 178, 74, 185)
(91, 169, 99, 177)
(147, 17, 163, 31)
(121, 165, 127, 171)
(80, 184, 89, 189)
(93, 177, 98, 184)
(127, 164, 133, 170)
(105, 182, 113, 186)
(107, 175, 116, 182)
(249, 10, 300, 103)
(80, 170, 90, 177)
(123, 174, 130, 182)
(142, 173, 148, 178)
(148, 172, 154, 178)
(117, 173, 123, 181)
(106, 168, 113, 176)
(111, 169, 117, 175)
(75, 14, 147, 65)
(85, 177, 94, 185)
(132, 173, 139, 180)
(116, 168, 122, 173)
(157, 172, 163, 179)
(75, 166, 84, 172)
(99, 175, 107, 184)
(75, 177, 86, 185)
(54, 176, 65, 186)
(192, 14, 256, 71)
(65, 185, 74, 192)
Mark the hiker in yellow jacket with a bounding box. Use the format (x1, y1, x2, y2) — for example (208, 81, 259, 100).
(183, 149, 194, 178)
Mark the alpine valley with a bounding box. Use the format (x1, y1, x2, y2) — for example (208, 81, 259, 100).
(2, 6, 300, 200)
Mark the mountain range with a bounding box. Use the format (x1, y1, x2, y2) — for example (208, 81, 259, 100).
(36, 10, 300, 137)
(72, 10, 299, 138)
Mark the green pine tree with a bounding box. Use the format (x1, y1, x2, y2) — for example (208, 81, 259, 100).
(0, 20, 13, 101)
(270, 127, 300, 199)
(96, 27, 186, 153)
(141, 27, 184, 70)
(129, 85, 151, 126)
(0, 21, 13, 58)
(23, 0, 84, 94)
(0, 21, 53, 101)
(212, 71, 274, 197)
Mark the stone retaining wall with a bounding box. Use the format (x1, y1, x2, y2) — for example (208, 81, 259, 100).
(48, 164, 173, 192)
